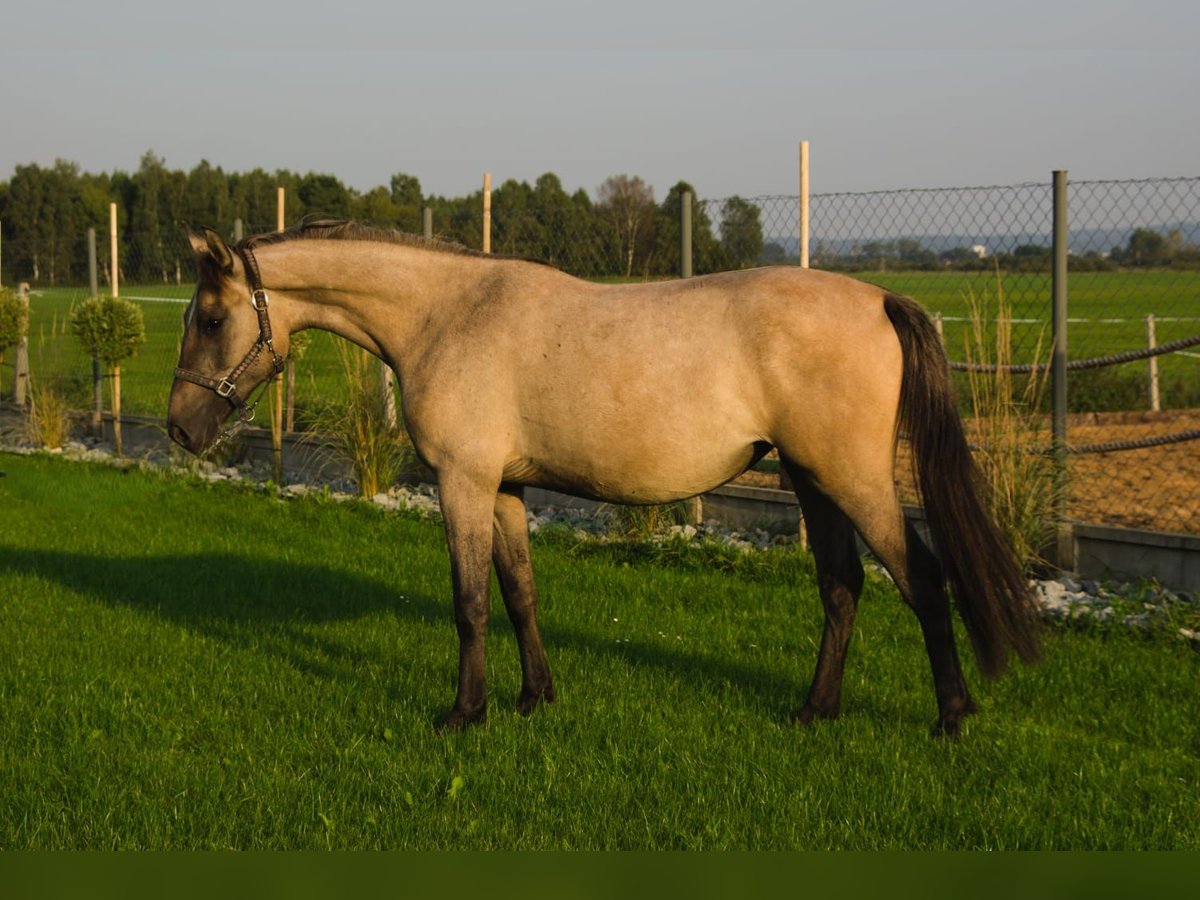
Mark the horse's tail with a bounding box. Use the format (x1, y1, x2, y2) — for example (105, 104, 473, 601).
(883, 293, 1041, 677)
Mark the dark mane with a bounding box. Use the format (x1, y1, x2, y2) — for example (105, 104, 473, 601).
(238, 217, 555, 267)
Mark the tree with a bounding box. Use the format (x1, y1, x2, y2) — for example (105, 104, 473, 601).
(650, 181, 723, 276)
(0, 286, 29, 398)
(389, 173, 424, 232)
(719, 196, 764, 268)
(596, 175, 656, 277)
(298, 172, 354, 220)
(69, 296, 145, 455)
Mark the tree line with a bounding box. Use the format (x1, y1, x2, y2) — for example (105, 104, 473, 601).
(0, 154, 767, 287)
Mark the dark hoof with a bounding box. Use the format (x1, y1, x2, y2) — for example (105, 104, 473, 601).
(931, 698, 978, 738)
(516, 683, 557, 716)
(436, 706, 487, 732)
(793, 703, 839, 726)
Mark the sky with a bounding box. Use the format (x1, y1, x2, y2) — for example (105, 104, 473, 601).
(3, 0, 1198, 202)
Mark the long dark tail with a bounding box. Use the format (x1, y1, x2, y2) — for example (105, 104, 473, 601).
(884, 293, 1041, 677)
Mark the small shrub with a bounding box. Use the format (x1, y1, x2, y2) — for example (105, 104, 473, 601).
(0, 287, 30, 399)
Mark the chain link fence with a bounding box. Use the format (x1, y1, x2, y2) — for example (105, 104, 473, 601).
(4, 176, 1197, 534)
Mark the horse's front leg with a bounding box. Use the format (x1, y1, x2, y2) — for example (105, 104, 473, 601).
(436, 472, 499, 730)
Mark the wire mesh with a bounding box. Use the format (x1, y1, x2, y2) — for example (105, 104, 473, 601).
(4, 177, 1198, 534)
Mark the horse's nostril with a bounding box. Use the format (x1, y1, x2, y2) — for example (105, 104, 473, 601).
(168, 423, 190, 448)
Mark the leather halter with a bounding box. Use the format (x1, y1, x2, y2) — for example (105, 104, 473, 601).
(173, 241, 286, 426)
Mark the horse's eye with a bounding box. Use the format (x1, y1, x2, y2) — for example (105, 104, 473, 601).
(204, 317, 223, 335)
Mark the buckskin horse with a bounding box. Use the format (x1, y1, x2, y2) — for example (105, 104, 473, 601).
(168, 220, 1039, 737)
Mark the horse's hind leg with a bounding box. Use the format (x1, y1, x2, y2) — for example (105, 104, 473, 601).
(784, 464, 865, 724)
(838, 488, 976, 736)
(492, 486, 556, 715)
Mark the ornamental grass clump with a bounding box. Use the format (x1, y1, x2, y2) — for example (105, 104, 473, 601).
(301, 339, 417, 498)
(69, 296, 145, 456)
(962, 281, 1063, 572)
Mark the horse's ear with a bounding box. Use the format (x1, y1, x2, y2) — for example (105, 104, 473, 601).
(184, 223, 235, 274)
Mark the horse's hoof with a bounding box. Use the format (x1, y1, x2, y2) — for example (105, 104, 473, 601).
(931, 696, 978, 738)
(436, 707, 487, 732)
(515, 684, 557, 717)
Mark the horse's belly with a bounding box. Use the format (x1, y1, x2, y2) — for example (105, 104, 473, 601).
(504, 439, 766, 505)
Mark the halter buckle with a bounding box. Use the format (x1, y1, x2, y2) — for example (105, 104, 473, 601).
(251, 289, 269, 311)
(215, 377, 237, 399)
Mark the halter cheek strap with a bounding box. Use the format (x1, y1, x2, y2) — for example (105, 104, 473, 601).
(173, 242, 287, 425)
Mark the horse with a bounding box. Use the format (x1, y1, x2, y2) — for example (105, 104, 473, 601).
(167, 219, 1040, 737)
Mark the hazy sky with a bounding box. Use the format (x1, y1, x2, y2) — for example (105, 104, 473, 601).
(4, 1, 1197, 202)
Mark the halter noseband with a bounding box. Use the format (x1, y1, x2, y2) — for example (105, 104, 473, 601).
(173, 241, 287, 429)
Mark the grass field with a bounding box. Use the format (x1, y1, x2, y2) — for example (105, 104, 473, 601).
(8, 267, 1199, 418)
(1, 452, 1197, 849)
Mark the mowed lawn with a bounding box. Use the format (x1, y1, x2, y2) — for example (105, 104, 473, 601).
(0, 452, 1197, 849)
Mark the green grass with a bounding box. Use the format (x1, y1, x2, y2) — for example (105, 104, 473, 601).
(11, 268, 1200, 417)
(1, 452, 1197, 849)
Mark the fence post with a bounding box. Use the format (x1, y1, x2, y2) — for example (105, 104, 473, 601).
(680, 190, 701, 526)
(88, 227, 103, 435)
(1051, 170, 1071, 567)
(1146, 314, 1161, 412)
(799, 140, 810, 269)
(109, 203, 119, 298)
(422, 207, 433, 240)
(272, 191, 285, 482)
(680, 190, 693, 279)
(14, 283, 29, 408)
(233, 218, 244, 244)
(482, 173, 492, 253)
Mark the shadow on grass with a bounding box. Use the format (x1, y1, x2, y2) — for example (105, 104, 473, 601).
(0, 543, 904, 727)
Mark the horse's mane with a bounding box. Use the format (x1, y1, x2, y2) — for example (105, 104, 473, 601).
(238, 217, 553, 267)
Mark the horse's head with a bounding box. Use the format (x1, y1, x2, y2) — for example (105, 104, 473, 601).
(167, 225, 288, 455)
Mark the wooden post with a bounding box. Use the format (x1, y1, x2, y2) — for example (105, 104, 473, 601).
(272, 189, 285, 482)
(14, 283, 29, 407)
(799, 141, 810, 269)
(423, 207, 433, 240)
(934, 311, 944, 342)
(112, 363, 123, 456)
(109, 203, 119, 298)
(788, 141, 811, 550)
(1147, 314, 1160, 412)
(233, 218, 244, 244)
(482, 172, 492, 253)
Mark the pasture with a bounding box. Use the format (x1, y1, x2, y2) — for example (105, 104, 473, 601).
(12, 267, 1200, 419)
(1, 453, 1196, 849)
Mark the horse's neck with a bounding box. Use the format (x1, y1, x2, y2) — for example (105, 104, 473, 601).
(263, 240, 486, 361)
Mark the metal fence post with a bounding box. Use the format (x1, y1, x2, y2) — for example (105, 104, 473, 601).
(88, 226, 103, 435)
(1051, 170, 1071, 566)
(680, 190, 703, 525)
(681, 190, 693, 279)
